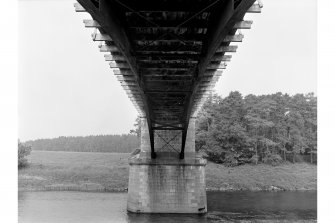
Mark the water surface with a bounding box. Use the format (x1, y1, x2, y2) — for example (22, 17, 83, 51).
(18, 191, 316, 223)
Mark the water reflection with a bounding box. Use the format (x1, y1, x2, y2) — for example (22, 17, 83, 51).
(18, 191, 316, 223)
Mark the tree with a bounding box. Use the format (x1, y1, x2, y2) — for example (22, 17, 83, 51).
(18, 141, 31, 168)
(130, 116, 141, 138)
(196, 92, 253, 166)
(195, 91, 317, 166)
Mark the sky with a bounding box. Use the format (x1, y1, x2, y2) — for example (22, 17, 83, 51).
(18, 0, 316, 141)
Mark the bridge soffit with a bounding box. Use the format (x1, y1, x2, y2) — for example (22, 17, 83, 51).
(74, 0, 262, 158)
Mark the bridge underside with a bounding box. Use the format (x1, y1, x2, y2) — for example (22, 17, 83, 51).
(75, 0, 261, 159)
(74, 0, 262, 213)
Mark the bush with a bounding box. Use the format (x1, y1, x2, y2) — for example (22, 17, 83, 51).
(263, 153, 283, 166)
(205, 151, 225, 163)
(18, 142, 31, 168)
(223, 152, 239, 167)
(294, 154, 306, 163)
(205, 148, 253, 166)
(249, 155, 259, 165)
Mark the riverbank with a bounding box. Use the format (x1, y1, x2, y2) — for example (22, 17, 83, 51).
(18, 151, 317, 192)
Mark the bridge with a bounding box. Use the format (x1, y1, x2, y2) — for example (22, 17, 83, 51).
(74, 0, 262, 214)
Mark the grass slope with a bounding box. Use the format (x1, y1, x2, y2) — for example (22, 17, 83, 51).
(206, 162, 317, 191)
(18, 151, 317, 191)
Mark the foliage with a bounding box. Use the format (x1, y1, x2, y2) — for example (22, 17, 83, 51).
(196, 91, 317, 166)
(263, 154, 283, 166)
(18, 141, 32, 168)
(23, 134, 139, 153)
(130, 117, 141, 138)
(30, 91, 316, 162)
(249, 155, 259, 165)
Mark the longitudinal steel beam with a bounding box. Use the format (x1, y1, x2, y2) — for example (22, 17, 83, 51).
(181, 0, 256, 156)
(180, 128, 187, 159)
(77, 0, 157, 158)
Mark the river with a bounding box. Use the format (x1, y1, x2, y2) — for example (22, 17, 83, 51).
(18, 191, 316, 223)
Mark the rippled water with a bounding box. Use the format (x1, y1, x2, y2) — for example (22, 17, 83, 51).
(18, 191, 316, 223)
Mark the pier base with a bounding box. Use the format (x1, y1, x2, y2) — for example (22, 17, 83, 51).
(127, 154, 207, 213)
(127, 117, 207, 213)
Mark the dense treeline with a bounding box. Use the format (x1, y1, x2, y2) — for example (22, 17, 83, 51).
(196, 91, 317, 166)
(22, 91, 317, 163)
(24, 134, 139, 153)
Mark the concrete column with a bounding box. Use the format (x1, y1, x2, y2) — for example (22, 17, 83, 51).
(185, 117, 196, 154)
(139, 117, 151, 158)
(127, 117, 207, 213)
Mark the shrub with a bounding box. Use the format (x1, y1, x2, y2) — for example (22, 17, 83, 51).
(263, 153, 283, 166)
(249, 155, 259, 165)
(203, 145, 226, 163)
(223, 153, 239, 167)
(294, 154, 305, 163)
(18, 141, 31, 168)
(205, 151, 225, 163)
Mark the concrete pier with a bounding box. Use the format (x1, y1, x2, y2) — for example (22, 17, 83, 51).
(127, 117, 207, 213)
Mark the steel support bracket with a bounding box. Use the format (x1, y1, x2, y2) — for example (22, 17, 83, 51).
(180, 127, 188, 159)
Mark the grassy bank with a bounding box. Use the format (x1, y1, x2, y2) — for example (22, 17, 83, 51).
(19, 151, 317, 192)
